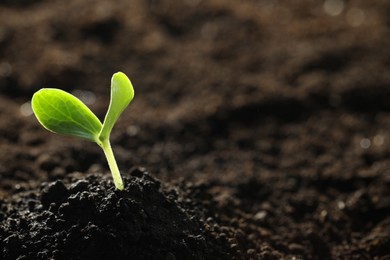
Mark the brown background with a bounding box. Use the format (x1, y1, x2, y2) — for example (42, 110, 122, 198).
(0, 0, 389, 258)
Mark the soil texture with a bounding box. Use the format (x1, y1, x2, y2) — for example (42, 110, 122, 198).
(0, 0, 389, 259)
(0, 169, 234, 260)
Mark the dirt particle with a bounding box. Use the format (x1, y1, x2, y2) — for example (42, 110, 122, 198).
(40, 180, 69, 208)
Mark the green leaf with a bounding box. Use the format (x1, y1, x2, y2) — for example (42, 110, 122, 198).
(32, 88, 102, 142)
(99, 72, 134, 141)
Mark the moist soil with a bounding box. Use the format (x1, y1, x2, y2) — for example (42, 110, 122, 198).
(0, 0, 389, 259)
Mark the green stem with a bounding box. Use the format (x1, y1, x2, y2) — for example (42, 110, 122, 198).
(100, 139, 124, 190)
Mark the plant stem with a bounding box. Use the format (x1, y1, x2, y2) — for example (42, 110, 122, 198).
(100, 139, 124, 190)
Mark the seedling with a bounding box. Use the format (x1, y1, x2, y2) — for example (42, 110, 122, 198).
(31, 72, 134, 190)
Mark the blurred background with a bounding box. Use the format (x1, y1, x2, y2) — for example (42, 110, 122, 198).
(0, 0, 390, 189)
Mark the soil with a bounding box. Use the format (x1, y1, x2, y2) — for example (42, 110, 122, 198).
(0, 0, 389, 259)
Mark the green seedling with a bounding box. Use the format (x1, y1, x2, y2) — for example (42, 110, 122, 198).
(31, 72, 134, 190)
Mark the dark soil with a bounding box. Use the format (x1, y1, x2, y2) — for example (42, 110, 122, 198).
(0, 0, 389, 259)
(0, 169, 234, 260)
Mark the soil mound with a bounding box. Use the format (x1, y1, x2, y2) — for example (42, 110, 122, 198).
(0, 170, 232, 260)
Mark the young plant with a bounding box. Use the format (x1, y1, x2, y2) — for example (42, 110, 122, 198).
(31, 72, 134, 190)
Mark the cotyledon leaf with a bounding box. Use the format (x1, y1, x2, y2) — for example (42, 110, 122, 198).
(99, 72, 134, 141)
(31, 88, 102, 142)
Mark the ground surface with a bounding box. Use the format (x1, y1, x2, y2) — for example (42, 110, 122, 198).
(0, 0, 389, 259)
